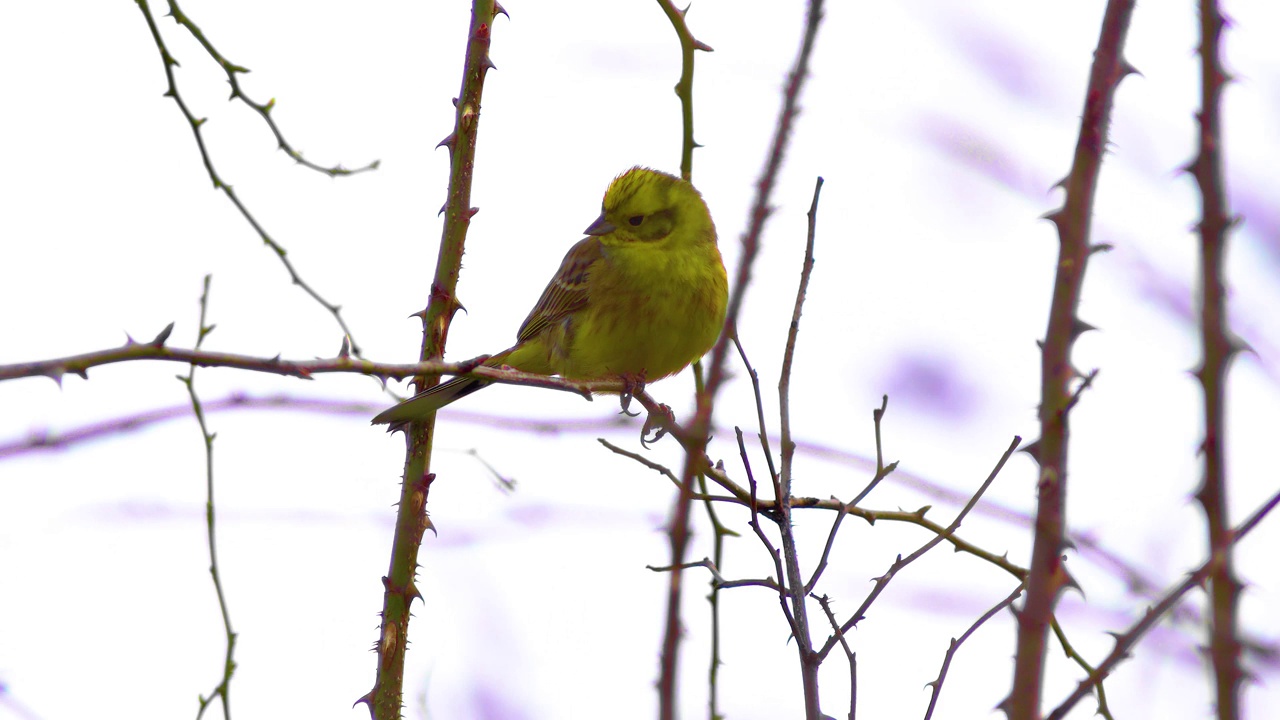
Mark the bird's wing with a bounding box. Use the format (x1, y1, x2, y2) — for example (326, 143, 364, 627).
(516, 236, 602, 343)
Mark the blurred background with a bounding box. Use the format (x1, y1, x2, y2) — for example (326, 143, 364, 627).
(2, 1, 1278, 718)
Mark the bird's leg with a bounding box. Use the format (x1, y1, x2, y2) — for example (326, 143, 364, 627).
(618, 372, 647, 417)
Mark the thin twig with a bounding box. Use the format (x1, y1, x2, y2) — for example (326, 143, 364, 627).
(808, 395, 896, 593)
(923, 583, 1025, 720)
(732, 333, 780, 482)
(737, 428, 798, 638)
(132, 0, 371, 356)
(776, 177, 825, 719)
(814, 594, 857, 720)
(179, 276, 236, 720)
(819, 436, 1021, 661)
(1049, 618, 1114, 720)
(163, 0, 380, 178)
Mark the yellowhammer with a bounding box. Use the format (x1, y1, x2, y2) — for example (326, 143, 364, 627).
(372, 166, 728, 429)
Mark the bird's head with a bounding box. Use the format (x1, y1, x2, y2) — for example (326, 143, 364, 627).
(584, 166, 713, 246)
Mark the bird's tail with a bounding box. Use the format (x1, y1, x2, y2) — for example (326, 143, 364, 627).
(370, 351, 509, 430)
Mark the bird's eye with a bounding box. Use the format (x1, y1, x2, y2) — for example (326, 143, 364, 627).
(628, 215, 644, 226)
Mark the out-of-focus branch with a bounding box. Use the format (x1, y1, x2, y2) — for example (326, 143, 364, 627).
(1188, 2, 1244, 717)
(357, 3, 501, 719)
(1045, 488, 1280, 720)
(656, 0, 824, 716)
(1008, 2, 1136, 717)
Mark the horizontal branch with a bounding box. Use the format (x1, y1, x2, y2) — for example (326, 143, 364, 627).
(0, 331, 598, 400)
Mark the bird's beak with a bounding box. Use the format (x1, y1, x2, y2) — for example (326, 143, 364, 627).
(583, 213, 616, 236)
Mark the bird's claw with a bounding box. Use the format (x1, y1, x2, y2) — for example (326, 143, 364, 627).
(641, 403, 674, 447)
(617, 373, 647, 417)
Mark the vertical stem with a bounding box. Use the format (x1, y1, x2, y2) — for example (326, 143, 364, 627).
(776, 178, 825, 719)
(1191, 2, 1242, 717)
(362, 4, 498, 719)
(1008, 2, 1135, 718)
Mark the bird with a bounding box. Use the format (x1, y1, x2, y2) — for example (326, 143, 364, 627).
(372, 166, 728, 430)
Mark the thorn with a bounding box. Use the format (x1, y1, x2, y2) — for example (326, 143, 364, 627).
(1118, 58, 1142, 79)
(438, 202, 447, 217)
(125, 333, 137, 346)
(915, 505, 931, 518)
(466, 207, 480, 220)
(1040, 207, 1067, 232)
(483, 56, 497, 71)
(1020, 439, 1042, 465)
(436, 132, 457, 151)
(1071, 317, 1097, 338)
(679, 2, 690, 17)
(152, 322, 175, 347)
(493, 1, 508, 19)
(1231, 335, 1255, 357)
(409, 307, 429, 321)
(693, 40, 715, 52)
(1089, 242, 1114, 255)
(338, 335, 352, 358)
(451, 97, 459, 107)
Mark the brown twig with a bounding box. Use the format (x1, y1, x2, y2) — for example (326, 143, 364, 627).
(924, 583, 1026, 720)
(1009, 2, 1136, 717)
(814, 593, 857, 720)
(132, 0, 373, 356)
(807, 396, 898, 594)
(775, 177, 825, 718)
(0, 341, 602, 401)
(818, 436, 1020, 661)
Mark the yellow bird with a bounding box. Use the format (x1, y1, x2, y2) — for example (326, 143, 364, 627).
(372, 166, 728, 429)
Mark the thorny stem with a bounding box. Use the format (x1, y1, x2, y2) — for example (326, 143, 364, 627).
(358, 3, 499, 719)
(1009, 2, 1135, 718)
(1190, 2, 1244, 717)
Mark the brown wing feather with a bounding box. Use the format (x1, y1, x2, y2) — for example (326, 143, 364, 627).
(516, 237, 603, 343)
